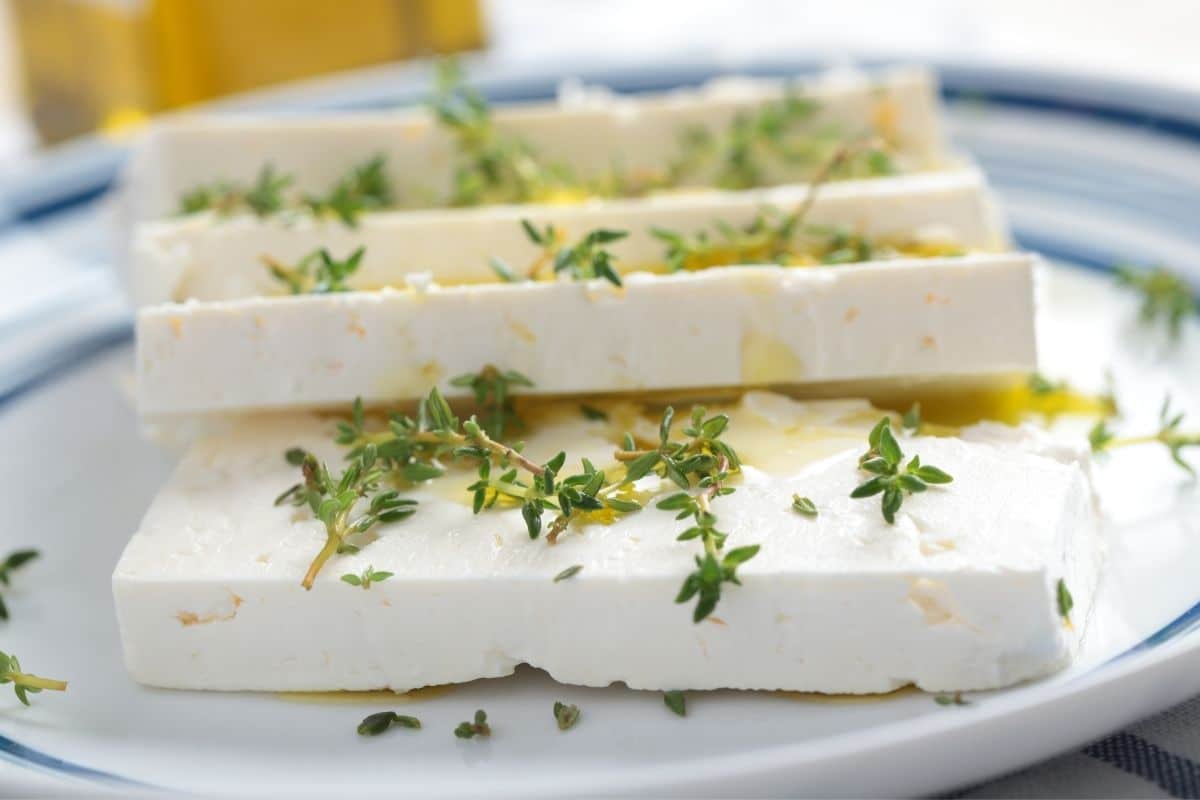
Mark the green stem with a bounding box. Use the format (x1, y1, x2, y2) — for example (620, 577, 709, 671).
(7, 672, 67, 692)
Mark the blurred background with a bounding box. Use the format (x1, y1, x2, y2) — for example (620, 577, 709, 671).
(0, 0, 1196, 159)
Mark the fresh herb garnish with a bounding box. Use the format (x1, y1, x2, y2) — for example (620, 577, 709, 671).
(449, 365, 533, 440)
(179, 164, 294, 217)
(901, 402, 922, 433)
(553, 701, 581, 731)
(551, 228, 627, 287)
(628, 406, 756, 623)
(306, 154, 393, 226)
(454, 709, 491, 739)
(663, 690, 687, 717)
(580, 404, 609, 422)
(850, 417, 953, 524)
(1056, 578, 1074, 622)
(553, 565, 583, 583)
(430, 60, 570, 206)
(496, 220, 626, 286)
(275, 445, 417, 590)
(357, 711, 421, 736)
(1027, 372, 1069, 396)
(1115, 265, 1195, 340)
(263, 247, 365, 295)
(341, 565, 394, 589)
(791, 495, 817, 517)
(934, 692, 968, 707)
(0, 549, 38, 621)
(650, 140, 902, 272)
(1089, 395, 1200, 476)
(0, 651, 66, 706)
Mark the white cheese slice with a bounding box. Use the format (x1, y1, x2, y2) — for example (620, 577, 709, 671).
(130, 169, 1007, 306)
(112, 392, 1102, 693)
(135, 254, 1038, 418)
(119, 67, 950, 227)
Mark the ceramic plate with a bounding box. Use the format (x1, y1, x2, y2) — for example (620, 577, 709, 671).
(1, 59, 1200, 797)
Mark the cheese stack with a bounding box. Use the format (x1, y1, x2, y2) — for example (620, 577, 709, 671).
(113, 67, 1102, 695)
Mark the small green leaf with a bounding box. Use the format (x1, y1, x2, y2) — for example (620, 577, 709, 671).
(1056, 578, 1074, 621)
(791, 495, 817, 517)
(553, 565, 583, 583)
(663, 690, 687, 717)
(580, 404, 608, 421)
(553, 701, 581, 731)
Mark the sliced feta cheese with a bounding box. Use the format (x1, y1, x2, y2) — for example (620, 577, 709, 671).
(112, 392, 1102, 692)
(119, 67, 950, 227)
(135, 254, 1038, 418)
(131, 169, 1007, 306)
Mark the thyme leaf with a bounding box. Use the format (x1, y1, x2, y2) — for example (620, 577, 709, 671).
(340, 565, 394, 589)
(553, 565, 583, 583)
(0, 549, 38, 621)
(357, 711, 421, 736)
(663, 690, 687, 716)
(1056, 578, 1074, 622)
(454, 708, 491, 739)
(791, 495, 817, 517)
(553, 701, 581, 731)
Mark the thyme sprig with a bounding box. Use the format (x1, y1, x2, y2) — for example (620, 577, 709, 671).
(0, 651, 67, 706)
(1115, 265, 1196, 340)
(180, 163, 292, 217)
(615, 406, 756, 622)
(449, 365, 533, 440)
(305, 154, 393, 226)
(0, 549, 38, 621)
(180, 156, 393, 226)
(659, 454, 758, 623)
(650, 140, 890, 272)
(263, 246, 364, 294)
(492, 220, 626, 287)
(671, 94, 894, 190)
(275, 445, 417, 589)
(850, 418, 953, 524)
(1089, 395, 1200, 476)
(430, 61, 570, 206)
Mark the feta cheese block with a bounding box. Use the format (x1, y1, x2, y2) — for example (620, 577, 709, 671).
(120, 67, 951, 226)
(131, 169, 1007, 306)
(136, 254, 1038, 418)
(112, 392, 1103, 693)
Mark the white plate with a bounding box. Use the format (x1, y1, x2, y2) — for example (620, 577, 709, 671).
(2, 60, 1200, 797)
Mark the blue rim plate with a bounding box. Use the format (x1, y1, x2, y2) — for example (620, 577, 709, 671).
(1, 58, 1199, 797)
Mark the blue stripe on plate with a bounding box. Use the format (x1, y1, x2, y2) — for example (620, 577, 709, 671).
(0, 732, 152, 789)
(1085, 731, 1200, 799)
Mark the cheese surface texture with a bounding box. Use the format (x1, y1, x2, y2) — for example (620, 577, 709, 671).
(131, 170, 1005, 306)
(136, 254, 1038, 417)
(112, 392, 1102, 693)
